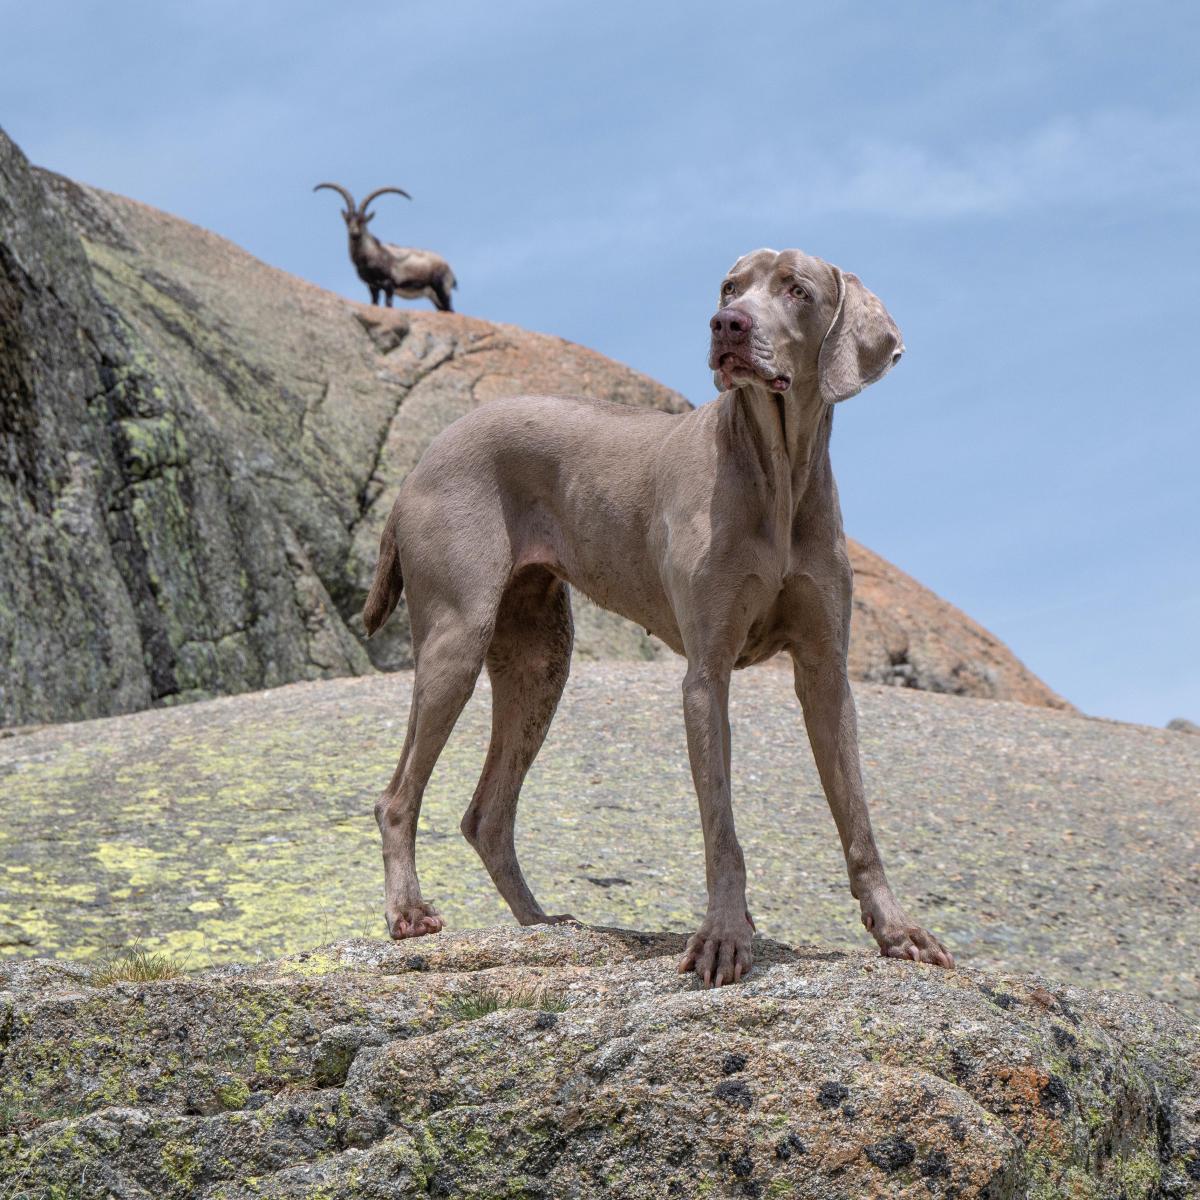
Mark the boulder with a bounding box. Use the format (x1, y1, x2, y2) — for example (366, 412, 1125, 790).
(0, 926, 1196, 1197)
(3, 662, 1194, 1008)
(846, 541, 1067, 707)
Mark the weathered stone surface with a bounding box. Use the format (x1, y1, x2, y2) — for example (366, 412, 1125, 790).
(2, 124, 1066, 726)
(36, 168, 692, 683)
(2, 663, 1195, 1015)
(1, 926, 1196, 1197)
(1, 127, 368, 728)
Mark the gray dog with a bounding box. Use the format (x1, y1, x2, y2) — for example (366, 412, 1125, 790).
(363, 247, 954, 986)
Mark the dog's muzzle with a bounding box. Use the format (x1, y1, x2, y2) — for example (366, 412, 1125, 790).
(708, 307, 790, 392)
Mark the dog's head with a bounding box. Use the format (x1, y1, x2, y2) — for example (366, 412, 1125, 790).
(708, 248, 903, 403)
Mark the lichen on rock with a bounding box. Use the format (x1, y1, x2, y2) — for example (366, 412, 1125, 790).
(0, 126, 369, 728)
(0, 925, 1196, 1197)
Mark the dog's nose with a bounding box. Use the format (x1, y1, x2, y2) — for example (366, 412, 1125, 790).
(710, 307, 752, 341)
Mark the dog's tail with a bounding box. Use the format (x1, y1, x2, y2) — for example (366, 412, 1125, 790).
(363, 522, 403, 636)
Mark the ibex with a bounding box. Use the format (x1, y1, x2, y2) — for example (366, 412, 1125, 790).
(314, 182, 457, 312)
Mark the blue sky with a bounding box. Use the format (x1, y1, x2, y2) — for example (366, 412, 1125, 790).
(3, 0, 1197, 725)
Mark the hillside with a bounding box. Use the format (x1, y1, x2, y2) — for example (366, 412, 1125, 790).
(1, 126, 1066, 727)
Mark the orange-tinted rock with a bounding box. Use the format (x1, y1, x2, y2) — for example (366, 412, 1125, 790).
(846, 541, 1069, 708)
(1, 925, 1196, 1195)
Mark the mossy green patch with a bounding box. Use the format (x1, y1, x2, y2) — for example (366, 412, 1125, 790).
(276, 949, 343, 977)
(161, 1137, 201, 1193)
(214, 1077, 251, 1112)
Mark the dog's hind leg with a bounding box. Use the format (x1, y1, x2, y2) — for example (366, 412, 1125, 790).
(376, 611, 491, 939)
(461, 568, 575, 925)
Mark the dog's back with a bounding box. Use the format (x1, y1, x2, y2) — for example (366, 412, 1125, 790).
(372, 394, 679, 631)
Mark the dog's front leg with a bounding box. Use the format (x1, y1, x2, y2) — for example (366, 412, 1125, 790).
(676, 663, 755, 987)
(793, 655, 954, 968)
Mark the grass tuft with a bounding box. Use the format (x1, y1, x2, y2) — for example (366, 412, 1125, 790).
(89, 941, 187, 986)
(442, 981, 569, 1022)
(0, 1095, 89, 1136)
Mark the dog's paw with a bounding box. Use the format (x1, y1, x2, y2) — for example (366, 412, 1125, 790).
(677, 913, 754, 987)
(386, 902, 444, 940)
(862, 899, 954, 968)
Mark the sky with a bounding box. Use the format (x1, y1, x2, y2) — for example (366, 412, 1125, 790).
(2, 0, 1197, 726)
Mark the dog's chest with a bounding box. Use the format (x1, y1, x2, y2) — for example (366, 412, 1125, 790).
(734, 627, 789, 669)
(733, 585, 793, 669)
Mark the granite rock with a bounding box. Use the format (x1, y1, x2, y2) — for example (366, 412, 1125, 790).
(1, 925, 1196, 1197)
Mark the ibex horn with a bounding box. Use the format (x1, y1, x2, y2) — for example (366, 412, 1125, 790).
(313, 182, 357, 214)
(359, 186, 412, 215)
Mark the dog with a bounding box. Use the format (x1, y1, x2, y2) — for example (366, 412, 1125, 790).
(363, 247, 954, 985)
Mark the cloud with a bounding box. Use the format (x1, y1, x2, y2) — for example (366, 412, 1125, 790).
(815, 109, 1200, 219)
(462, 106, 1200, 285)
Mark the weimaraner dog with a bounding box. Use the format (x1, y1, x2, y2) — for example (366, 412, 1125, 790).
(363, 247, 955, 986)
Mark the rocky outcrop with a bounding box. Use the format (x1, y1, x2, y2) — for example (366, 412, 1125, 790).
(1, 128, 368, 727)
(1, 125, 1066, 726)
(33, 164, 692, 691)
(1, 926, 1196, 1198)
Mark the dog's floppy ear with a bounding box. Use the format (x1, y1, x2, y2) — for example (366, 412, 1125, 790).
(818, 268, 904, 404)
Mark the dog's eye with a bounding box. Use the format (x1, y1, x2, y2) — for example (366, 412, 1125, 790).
(721, 281, 735, 296)
(790, 284, 811, 301)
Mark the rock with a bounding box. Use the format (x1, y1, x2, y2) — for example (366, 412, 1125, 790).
(845, 541, 1068, 708)
(3, 661, 1197, 1009)
(1, 126, 369, 728)
(1167, 718, 1198, 735)
(864, 1134, 917, 1173)
(2, 124, 1066, 726)
(0, 926, 1196, 1197)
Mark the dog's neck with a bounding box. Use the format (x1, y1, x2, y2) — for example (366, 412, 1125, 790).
(717, 381, 833, 521)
